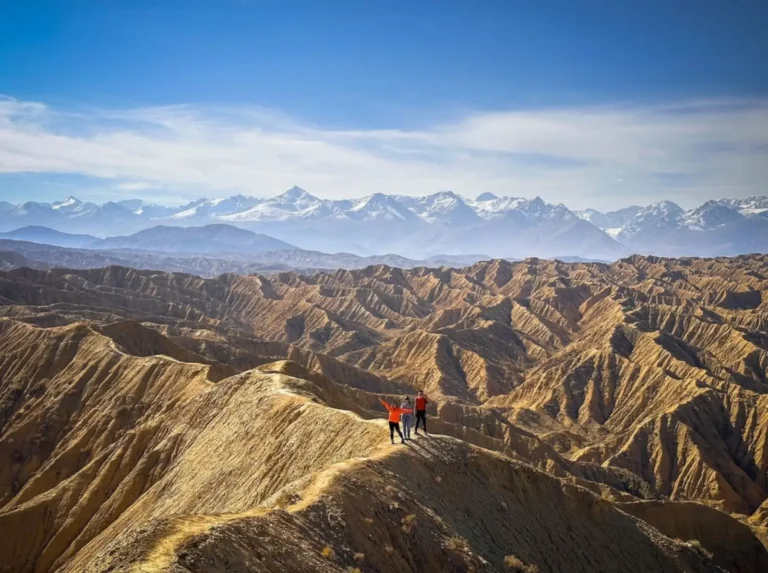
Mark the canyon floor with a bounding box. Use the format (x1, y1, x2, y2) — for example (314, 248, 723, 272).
(1, 255, 768, 572)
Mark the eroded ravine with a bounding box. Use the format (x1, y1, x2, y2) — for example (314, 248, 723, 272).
(2, 255, 768, 571)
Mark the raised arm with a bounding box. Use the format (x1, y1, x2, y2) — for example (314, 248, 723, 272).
(378, 397, 393, 412)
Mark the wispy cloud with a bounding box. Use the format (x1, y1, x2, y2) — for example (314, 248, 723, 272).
(114, 181, 156, 191)
(0, 95, 766, 209)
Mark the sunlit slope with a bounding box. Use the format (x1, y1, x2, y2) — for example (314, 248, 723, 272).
(0, 321, 743, 572)
(1, 255, 768, 570)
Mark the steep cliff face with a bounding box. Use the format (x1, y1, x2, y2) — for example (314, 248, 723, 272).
(1, 255, 768, 571)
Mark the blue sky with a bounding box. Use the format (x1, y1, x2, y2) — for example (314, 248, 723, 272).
(1, 0, 767, 209)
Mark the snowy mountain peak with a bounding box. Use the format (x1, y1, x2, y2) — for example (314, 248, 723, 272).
(213, 195, 260, 210)
(170, 198, 212, 219)
(353, 193, 399, 208)
(524, 196, 547, 211)
(170, 195, 263, 220)
(431, 190, 462, 200)
(100, 201, 133, 212)
(512, 196, 573, 222)
(575, 206, 641, 231)
(694, 199, 726, 211)
(616, 200, 686, 241)
(717, 195, 768, 216)
(576, 208, 600, 219)
(271, 186, 322, 212)
(643, 200, 684, 216)
(116, 199, 176, 217)
(471, 195, 526, 220)
(683, 200, 743, 230)
(405, 191, 479, 224)
(219, 188, 323, 222)
(424, 191, 465, 207)
(5, 189, 768, 261)
(348, 193, 414, 221)
(12, 201, 51, 215)
(277, 186, 315, 201)
(52, 196, 82, 209)
(50, 196, 99, 216)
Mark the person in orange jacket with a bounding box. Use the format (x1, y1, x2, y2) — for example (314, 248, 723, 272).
(379, 397, 411, 444)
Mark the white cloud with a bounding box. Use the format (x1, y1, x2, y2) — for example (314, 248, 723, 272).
(114, 181, 156, 191)
(0, 95, 766, 210)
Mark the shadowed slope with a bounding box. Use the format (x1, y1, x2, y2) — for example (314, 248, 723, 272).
(2, 255, 768, 570)
(0, 321, 743, 573)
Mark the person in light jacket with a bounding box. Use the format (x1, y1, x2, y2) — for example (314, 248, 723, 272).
(400, 397, 413, 440)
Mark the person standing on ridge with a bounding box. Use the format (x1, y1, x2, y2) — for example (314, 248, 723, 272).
(400, 397, 413, 441)
(414, 390, 429, 436)
(379, 397, 411, 444)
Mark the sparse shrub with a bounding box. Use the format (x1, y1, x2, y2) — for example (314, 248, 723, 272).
(504, 554, 539, 573)
(401, 513, 417, 533)
(353, 552, 365, 562)
(384, 543, 394, 554)
(274, 490, 300, 507)
(344, 568, 362, 573)
(684, 539, 713, 560)
(321, 545, 336, 560)
(446, 536, 470, 553)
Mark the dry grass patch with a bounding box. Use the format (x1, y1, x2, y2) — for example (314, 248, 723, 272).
(401, 513, 417, 533)
(446, 536, 470, 553)
(353, 552, 365, 562)
(321, 545, 336, 560)
(504, 554, 539, 572)
(681, 539, 714, 560)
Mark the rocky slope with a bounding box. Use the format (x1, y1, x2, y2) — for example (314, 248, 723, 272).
(1, 255, 768, 571)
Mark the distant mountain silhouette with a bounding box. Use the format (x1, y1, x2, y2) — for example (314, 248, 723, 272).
(93, 224, 297, 254)
(2, 189, 768, 259)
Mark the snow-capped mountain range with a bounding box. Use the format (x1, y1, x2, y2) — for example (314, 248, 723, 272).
(1, 187, 767, 259)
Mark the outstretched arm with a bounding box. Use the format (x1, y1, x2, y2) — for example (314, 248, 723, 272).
(378, 397, 393, 412)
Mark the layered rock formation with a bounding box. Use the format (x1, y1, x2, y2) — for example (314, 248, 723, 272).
(1, 255, 767, 571)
